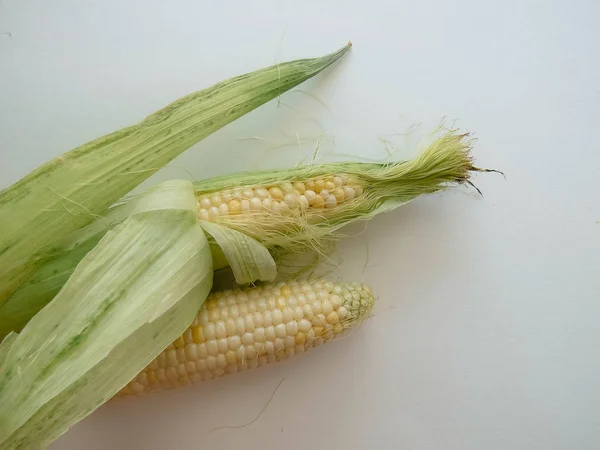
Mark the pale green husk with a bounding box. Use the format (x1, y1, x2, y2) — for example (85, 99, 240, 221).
(0, 180, 214, 449)
(0, 130, 478, 338)
(0, 43, 352, 307)
(199, 221, 277, 285)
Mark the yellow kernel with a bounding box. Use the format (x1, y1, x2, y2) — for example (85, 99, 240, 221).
(268, 186, 284, 200)
(176, 348, 186, 363)
(199, 197, 211, 209)
(184, 344, 198, 361)
(225, 350, 237, 364)
(293, 182, 306, 193)
(312, 195, 325, 208)
(315, 179, 325, 192)
(334, 188, 345, 203)
(333, 176, 343, 187)
(324, 181, 336, 191)
(295, 332, 306, 346)
(326, 311, 340, 325)
(228, 199, 241, 214)
(173, 335, 185, 349)
(305, 180, 315, 191)
(354, 185, 364, 197)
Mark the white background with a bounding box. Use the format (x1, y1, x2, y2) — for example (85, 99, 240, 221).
(1, 1, 599, 449)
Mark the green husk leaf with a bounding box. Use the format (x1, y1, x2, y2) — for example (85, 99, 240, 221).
(0, 43, 352, 305)
(0, 180, 213, 449)
(199, 221, 277, 285)
(0, 332, 18, 369)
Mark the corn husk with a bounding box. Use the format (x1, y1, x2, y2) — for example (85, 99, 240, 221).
(0, 180, 213, 449)
(1, 130, 480, 338)
(0, 43, 352, 309)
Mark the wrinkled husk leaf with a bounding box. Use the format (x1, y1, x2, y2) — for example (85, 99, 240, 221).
(0, 43, 352, 308)
(0, 180, 214, 449)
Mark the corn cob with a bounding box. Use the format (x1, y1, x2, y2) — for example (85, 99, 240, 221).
(119, 278, 374, 396)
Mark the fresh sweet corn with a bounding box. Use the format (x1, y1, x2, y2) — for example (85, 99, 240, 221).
(197, 174, 363, 221)
(119, 278, 374, 396)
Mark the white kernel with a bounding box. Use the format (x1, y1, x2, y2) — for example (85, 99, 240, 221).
(218, 203, 228, 215)
(272, 309, 283, 326)
(304, 190, 316, 205)
(228, 335, 241, 350)
(217, 338, 228, 353)
(244, 314, 255, 332)
(275, 323, 287, 338)
(238, 303, 249, 315)
(337, 306, 349, 319)
(263, 310, 273, 327)
(272, 201, 282, 214)
(221, 191, 232, 203)
(242, 188, 254, 199)
(184, 344, 198, 361)
(267, 296, 277, 310)
(297, 294, 307, 306)
(245, 345, 258, 360)
(343, 186, 355, 201)
(242, 332, 254, 346)
(204, 323, 216, 340)
(255, 188, 269, 199)
(265, 326, 276, 341)
(302, 304, 314, 320)
(298, 319, 312, 333)
(229, 304, 239, 319)
(286, 321, 299, 336)
(196, 343, 208, 358)
(283, 193, 299, 208)
(330, 295, 343, 309)
(333, 176, 343, 187)
(253, 312, 264, 327)
(200, 197, 212, 209)
(274, 338, 285, 352)
(322, 300, 334, 315)
(254, 328, 266, 342)
(215, 321, 227, 339)
(198, 209, 209, 221)
(216, 354, 227, 368)
(210, 194, 222, 206)
(282, 308, 294, 323)
(264, 341, 275, 355)
(250, 197, 262, 210)
(354, 185, 364, 197)
(284, 336, 296, 349)
(293, 306, 304, 321)
(319, 189, 330, 198)
(325, 195, 337, 208)
(311, 302, 322, 315)
(313, 314, 326, 327)
(166, 349, 177, 367)
(241, 199, 250, 212)
(206, 340, 219, 356)
(208, 207, 219, 221)
(235, 317, 245, 335)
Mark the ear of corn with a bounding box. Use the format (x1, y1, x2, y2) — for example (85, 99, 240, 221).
(0, 180, 215, 449)
(119, 278, 374, 397)
(0, 43, 352, 311)
(0, 130, 477, 338)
